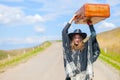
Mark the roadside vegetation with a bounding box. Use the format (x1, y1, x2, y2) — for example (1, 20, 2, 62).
(0, 41, 51, 71)
(99, 49, 120, 71)
(97, 27, 120, 71)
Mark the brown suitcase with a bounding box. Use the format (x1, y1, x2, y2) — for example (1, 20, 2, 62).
(74, 4, 110, 24)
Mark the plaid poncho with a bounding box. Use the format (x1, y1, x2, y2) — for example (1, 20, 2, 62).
(62, 23, 100, 79)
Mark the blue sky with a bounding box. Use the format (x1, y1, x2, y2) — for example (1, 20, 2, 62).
(0, 0, 120, 50)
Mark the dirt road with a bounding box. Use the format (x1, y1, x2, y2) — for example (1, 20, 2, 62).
(0, 42, 120, 80)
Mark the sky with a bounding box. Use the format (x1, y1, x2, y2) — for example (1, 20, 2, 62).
(0, 0, 120, 50)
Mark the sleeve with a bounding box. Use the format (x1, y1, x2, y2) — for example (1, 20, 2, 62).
(62, 23, 74, 62)
(62, 23, 71, 69)
(62, 23, 71, 50)
(62, 23, 80, 77)
(89, 25, 100, 63)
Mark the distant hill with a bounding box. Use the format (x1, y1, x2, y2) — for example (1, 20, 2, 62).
(97, 27, 120, 54)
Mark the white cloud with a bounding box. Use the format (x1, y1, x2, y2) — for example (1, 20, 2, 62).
(0, 37, 40, 45)
(34, 25, 45, 33)
(0, 36, 61, 45)
(0, 4, 44, 25)
(25, 14, 44, 24)
(98, 21, 116, 29)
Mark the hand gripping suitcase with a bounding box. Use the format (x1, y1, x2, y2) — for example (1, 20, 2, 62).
(74, 4, 110, 24)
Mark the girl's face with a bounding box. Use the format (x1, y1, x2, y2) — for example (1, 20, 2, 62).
(72, 34, 82, 45)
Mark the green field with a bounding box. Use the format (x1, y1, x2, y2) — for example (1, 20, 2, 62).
(99, 49, 120, 71)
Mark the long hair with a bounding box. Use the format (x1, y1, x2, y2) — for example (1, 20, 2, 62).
(70, 39, 85, 51)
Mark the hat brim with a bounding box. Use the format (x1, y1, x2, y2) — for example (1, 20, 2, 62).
(68, 33, 87, 40)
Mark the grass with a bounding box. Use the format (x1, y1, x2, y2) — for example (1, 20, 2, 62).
(99, 49, 120, 71)
(97, 27, 120, 54)
(99, 55, 120, 71)
(100, 49, 120, 64)
(0, 50, 16, 60)
(0, 51, 9, 60)
(96, 27, 120, 71)
(56, 40, 62, 42)
(0, 41, 51, 70)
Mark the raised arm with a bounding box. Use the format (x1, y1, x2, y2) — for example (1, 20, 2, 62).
(62, 15, 77, 63)
(87, 21, 100, 63)
(62, 15, 76, 50)
(62, 23, 71, 49)
(87, 21, 96, 41)
(62, 15, 80, 77)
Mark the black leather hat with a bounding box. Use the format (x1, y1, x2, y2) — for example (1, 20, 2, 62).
(68, 29, 87, 40)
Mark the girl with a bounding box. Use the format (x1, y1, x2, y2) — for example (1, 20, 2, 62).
(62, 15, 100, 80)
